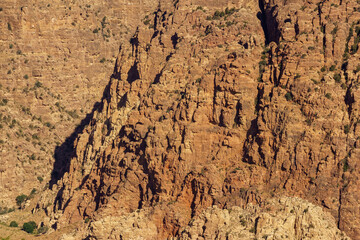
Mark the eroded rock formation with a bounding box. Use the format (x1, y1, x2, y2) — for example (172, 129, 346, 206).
(36, 0, 360, 239)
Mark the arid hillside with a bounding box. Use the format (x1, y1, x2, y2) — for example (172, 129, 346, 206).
(1, 0, 360, 239)
(0, 0, 157, 206)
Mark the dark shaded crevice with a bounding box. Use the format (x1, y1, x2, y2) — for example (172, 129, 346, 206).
(234, 101, 242, 126)
(110, 45, 123, 80)
(322, 24, 327, 55)
(117, 93, 129, 109)
(345, 85, 354, 117)
(166, 52, 174, 61)
(258, 0, 281, 45)
(153, 72, 162, 84)
(127, 62, 140, 83)
(294, 21, 299, 38)
(138, 184, 144, 209)
(130, 30, 140, 57)
(171, 33, 179, 49)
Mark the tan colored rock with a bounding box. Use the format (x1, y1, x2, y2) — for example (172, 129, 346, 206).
(180, 197, 350, 240)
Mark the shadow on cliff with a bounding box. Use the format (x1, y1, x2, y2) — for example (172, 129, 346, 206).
(49, 101, 101, 189)
(49, 77, 116, 189)
(49, 48, 128, 189)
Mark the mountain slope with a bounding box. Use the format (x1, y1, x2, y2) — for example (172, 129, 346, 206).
(39, 0, 360, 239)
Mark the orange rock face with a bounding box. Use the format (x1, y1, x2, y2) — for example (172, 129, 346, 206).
(0, 0, 156, 206)
(6, 0, 360, 239)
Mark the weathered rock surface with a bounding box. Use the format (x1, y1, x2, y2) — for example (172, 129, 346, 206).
(2, 0, 360, 239)
(46, 0, 360, 239)
(0, 0, 156, 206)
(179, 197, 349, 240)
(61, 197, 350, 239)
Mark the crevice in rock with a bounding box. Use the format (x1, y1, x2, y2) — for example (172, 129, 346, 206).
(171, 33, 179, 49)
(127, 62, 140, 83)
(153, 72, 162, 84)
(234, 101, 242, 126)
(258, 0, 281, 45)
(294, 21, 299, 39)
(345, 84, 354, 117)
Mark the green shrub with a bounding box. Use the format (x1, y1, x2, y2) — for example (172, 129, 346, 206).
(344, 124, 350, 134)
(23, 221, 37, 234)
(334, 73, 341, 83)
(37, 225, 48, 234)
(10, 221, 18, 227)
(34, 81, 42, 88)
(37, 176, 43, 183)
(16, 194, 28, 207)
(30, 188, 36, 196)
(23, 74, 29, 79)
(325, 93, 332, 99)
(285, 92, 293, 101)
(329, 65, 336, 71)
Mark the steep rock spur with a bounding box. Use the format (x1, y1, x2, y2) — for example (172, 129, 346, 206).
(48, 0, 360, 238)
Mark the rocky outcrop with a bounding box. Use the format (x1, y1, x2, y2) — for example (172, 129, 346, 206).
(56, 197, 350, 239)
(180, 197, 349, 240)
(34, 0, 360, 239)
(0, 0, 157, 206)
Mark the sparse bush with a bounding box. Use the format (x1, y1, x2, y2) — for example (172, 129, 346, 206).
(334, 73, 341, 83)
(34, 81, 42, 88)
(23, 221, 37, 234)
(23, 74, 29, 79)
(37, 176, 43, 183)
(10, 221, 18, 227)
(329, 65, 336, 71)
(354, 65, 360, 74)
(37, 225, 48, 234)
(16, 194, 28, 207)
(143, 19, 150, 25)
(30, 188, 36, 196)
(325, 93, 332, 99)
(285, 92, 293, 101)
(344, 124, 350, 134)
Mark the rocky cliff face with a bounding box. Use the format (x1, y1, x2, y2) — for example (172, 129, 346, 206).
(0, 0, 156, 206)
(43, 0, 360, 239)
(2, 0, 360, 239)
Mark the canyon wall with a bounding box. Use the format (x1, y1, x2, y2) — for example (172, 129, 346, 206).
(45, 0, 360, 239)
(1, 0, 360, 239)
